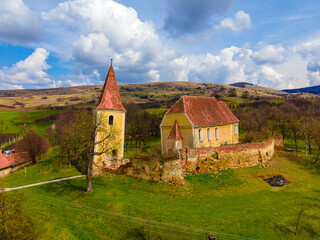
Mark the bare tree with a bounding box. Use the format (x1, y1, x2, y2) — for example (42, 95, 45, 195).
(57, 110, 120, 193)
(18, 131, 49, 164)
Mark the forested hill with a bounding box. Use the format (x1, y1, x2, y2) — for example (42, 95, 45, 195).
(283, 85, 320, 95)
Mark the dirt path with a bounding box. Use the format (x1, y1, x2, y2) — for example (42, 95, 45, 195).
(0, 175, 85, 193)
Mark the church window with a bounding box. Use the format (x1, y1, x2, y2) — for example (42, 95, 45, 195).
(215, 127, 219, 139)
(198, 128, 203, 142)
(109, 115, 114, 125)
(234, 124, 238, 134)
(207, 128, 211, 140)
(112, 149, 117, 156)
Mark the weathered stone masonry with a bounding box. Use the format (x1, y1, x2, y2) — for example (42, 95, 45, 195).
(102, 138, 281, 184)
(179, 138, 275, 173)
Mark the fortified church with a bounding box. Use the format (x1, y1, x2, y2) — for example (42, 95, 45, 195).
(93, 63, 240, 174)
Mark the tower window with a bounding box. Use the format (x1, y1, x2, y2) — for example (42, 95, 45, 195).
(198, 128, 203, 142)
(234, 124, 238, 134)
(112, 150, 117, 156)
(108, 115, 114, 125)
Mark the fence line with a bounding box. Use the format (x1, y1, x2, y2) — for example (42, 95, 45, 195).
(0, 134, 22, 149)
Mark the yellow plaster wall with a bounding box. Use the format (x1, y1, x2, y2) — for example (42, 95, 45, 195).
(232, 123, 239, 144)
(161, 113, 192, 127)
(194, 124, 236, 148)
(161, 113, 193, 153)
(95, 110, 125, 163)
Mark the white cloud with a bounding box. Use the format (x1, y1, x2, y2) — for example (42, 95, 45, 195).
(215, 10, 251, 33)
(159, 45, 302, 90)
(252, 44, 287, 65)
(72, 33, 115, 66)
(0, 0, 43, 44)
(0, 48, 52, 90)
(294, 38, 320, 86)
(41, 0, 172, 79)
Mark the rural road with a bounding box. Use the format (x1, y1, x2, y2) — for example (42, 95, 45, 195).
(0, 175, 85, 193)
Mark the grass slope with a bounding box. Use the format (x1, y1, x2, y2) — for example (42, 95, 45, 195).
(0, 110, 59, 134)
(1, 149, 319, 239)
(1, 147, 80, 188)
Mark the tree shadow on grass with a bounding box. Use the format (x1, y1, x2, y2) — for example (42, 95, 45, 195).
(40, 178, 86, 196)
(278, 152, 320, 174)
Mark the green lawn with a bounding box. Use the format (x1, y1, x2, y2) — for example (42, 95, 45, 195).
(1, 149, 319, 239)
(0, 110, 59, 134)
(1, 147, 80, 188)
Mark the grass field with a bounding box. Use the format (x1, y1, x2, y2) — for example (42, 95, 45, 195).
(1, 148, 320, 239)
(1, 147, 80, 188)
(0, 110, 59, 134)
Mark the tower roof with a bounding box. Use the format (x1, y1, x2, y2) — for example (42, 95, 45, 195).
(97, 65, 126, 111)
(166, 96, 239, 127)
(167, 120, 182, 140)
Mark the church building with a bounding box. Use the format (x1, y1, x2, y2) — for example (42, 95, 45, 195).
(93, 64, 126, 173)
(160, 96, 239, 154)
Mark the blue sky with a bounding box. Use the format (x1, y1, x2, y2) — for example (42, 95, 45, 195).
(1, 0, 320, 90)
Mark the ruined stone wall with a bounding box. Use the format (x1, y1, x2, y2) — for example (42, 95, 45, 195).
(108, 156, 185, 185)
(180, 138, 275, 173)
(274, 135, 284, 150)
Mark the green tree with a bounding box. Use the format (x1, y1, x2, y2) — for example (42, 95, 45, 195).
(0, 192, 36, 240)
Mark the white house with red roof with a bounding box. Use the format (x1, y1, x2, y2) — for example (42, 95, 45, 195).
(160, 96, 239, 154)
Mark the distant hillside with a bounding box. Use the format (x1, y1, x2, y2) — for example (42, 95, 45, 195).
(282, 85, 320, 95)
(0, 81, 315, 111)
(229, 82, 254, 88)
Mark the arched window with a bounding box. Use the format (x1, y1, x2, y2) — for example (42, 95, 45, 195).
(215, 127, 219, 139)
(108, 115, 114, 125)
(234, 124, 238, 134)
(198, 128, 203, 142)
(207, 128, 211, 140)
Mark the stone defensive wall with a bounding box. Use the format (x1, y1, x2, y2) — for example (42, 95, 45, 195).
(105, 156, 185, 185)
(99, 137, 283, 184)
(179, 138, 278, 173)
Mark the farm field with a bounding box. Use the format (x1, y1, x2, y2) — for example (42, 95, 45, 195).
(0, 110, 59, 135)
(1, 147, 320, 239)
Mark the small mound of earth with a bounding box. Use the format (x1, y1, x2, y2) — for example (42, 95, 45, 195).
(264, 175, 291, 187)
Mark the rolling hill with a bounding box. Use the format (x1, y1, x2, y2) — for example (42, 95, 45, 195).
(282, 85, 320, 95)
(0, 81, 316, 111)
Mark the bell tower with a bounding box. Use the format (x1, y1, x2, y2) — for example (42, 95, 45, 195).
(93, 62, 126, 174)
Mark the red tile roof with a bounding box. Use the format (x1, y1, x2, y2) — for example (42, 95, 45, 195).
(97, 65, 126, 111)
(0, 152, 30, 170)
(6, 153, 30, 166)
(0, 153, 12, 169)
(167, 120, 182, 140)
(166, 96, 239, 127)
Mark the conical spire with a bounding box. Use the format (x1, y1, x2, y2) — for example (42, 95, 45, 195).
(167, 120, 182, 140)
(97, 65, 126, 111)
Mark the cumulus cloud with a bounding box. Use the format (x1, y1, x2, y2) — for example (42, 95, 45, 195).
(163, 0, 232, 36)
(0, 0, 43, 44)
(252, 44, 287, 65)
(0, 48, 52, 89)
(294, 38, 320, 86)
(215, 10, 251, 33)
(159, 45, 298, 89)
(72, 33, 116, 66)
(41, 0, 172, 82)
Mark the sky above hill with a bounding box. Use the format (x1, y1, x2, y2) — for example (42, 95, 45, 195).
(1, 0, 320, 90)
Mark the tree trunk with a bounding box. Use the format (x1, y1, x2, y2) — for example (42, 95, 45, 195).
(86, 158, 93, 193)
(308, 136, 312, 154)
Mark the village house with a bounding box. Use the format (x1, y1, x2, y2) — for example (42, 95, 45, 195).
(160, 96, 239, 154)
